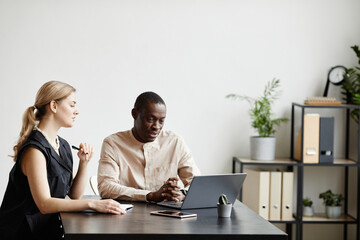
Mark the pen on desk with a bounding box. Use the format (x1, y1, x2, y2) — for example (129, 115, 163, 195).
(72, 145, 88, 154)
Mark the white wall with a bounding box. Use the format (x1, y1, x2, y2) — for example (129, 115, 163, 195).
(1, 1, 360, 239)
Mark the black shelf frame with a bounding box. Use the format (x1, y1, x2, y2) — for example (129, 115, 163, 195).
(232, 103, 360, 240)
(292, 103, 360, 240)
(232, 157, 298, 240)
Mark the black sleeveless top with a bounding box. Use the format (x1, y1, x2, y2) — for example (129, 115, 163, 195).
(0, 130, 73, 240)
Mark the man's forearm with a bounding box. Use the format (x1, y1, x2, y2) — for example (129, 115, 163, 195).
(98, 179, 150, 202)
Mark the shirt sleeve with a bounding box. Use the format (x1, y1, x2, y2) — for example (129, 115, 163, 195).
(176, 136, 201, 189)
(97, 138, 150, 202)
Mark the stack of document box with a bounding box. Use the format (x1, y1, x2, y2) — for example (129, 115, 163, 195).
(295, 113, 334, 163)
(242, 169, 294, 221)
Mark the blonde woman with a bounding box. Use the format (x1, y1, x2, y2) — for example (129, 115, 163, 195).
(0, 81, 125, 240)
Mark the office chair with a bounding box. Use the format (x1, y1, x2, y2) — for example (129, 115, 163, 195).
(89, 176, 99, 196)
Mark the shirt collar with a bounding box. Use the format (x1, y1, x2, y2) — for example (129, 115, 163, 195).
(129, 129, 160, 150)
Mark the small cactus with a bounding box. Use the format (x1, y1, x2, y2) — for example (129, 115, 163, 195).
(219, 194, 229, 205)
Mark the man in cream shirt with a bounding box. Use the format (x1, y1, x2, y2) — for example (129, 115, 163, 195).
(98, 91, 200, 202)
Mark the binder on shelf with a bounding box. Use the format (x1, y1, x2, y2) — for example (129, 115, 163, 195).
(302, 114, 320, 163)
(319, 117, 334, 163)
(242, 169, 270, 220)
(269, 171, 282, 220)
(281, 171, 294, 220)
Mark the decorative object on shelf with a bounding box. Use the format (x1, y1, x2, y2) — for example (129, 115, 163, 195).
(304, 97, 341, 106)
(341, 45, 360, 123)
(302, 197, 314, 217)
(323, 65, 347, 97)
(217, 194, 232, 218)
(319, 189, 344, 219)
(226, 78, 288, 161)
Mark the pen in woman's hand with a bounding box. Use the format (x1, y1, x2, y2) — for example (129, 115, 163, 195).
(72, 145, 89, 154)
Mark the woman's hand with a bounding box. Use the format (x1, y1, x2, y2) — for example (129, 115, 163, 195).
(89, 199, 126, 215)
(76, 143, 94, 164)
(68, 143, 94, 199)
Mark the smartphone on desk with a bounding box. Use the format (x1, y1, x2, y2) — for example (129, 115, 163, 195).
(150, 210, 197, 219)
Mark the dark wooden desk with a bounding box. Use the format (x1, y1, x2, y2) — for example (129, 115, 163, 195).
(61, 200, 287, 240)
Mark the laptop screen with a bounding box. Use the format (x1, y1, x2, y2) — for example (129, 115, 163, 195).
(165, 173, 247, 209)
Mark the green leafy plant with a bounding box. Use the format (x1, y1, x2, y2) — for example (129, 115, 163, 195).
(341, 45, 360, 123)
(218, 194, 229, 205)
(226, 78, 288, 137)
(303, 197, 313, 207)
(319, 190, 344, 207)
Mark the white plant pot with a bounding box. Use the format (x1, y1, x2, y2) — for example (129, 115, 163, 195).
(303, 206, 314, 217)
(217, 203, 232, 218)
(326, 206, 341, 219)
(250, 136, 276, 161)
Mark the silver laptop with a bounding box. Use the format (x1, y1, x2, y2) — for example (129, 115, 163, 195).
(157, 173, 247, 209)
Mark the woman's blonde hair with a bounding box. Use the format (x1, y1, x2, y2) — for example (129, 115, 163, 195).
(12, 81, 76, 161)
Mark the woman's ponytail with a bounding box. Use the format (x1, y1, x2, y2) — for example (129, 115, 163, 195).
(12, 106, 37, 161)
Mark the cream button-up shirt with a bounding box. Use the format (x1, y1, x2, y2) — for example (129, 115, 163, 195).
(97, 130, 201, 202)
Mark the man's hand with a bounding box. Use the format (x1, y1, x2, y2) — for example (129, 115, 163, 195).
(146, 177, 185, 202)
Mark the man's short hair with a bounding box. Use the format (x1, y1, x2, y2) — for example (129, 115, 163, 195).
(134, 91, 166, 112)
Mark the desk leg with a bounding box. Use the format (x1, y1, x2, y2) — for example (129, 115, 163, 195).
(239, 161, 243, 201)
(286, 223, 292, 240)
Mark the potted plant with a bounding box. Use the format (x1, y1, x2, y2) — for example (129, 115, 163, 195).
(217, 194, 232, 217)
(319, 189, 344, 219)
(302, 197, 314, 217)
(226, 78, 288, 160)
(341, 45, 360, 122)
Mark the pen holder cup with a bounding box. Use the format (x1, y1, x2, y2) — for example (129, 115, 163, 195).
(217, 203, 232, 217)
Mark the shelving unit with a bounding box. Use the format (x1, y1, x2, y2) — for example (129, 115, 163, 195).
(232, 103, 360, 240)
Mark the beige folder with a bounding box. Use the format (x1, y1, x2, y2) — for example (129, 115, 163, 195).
(269, 171, 282, 220)
(281, 172, 294, 220)
(242, 169, 270, 220)
(303, 114, 320, 163)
